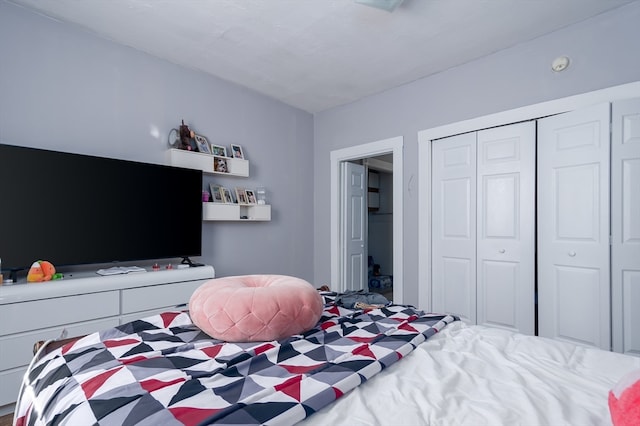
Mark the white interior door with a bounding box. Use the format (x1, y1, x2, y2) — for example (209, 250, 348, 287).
(612, 98, 640, 356)
(476, 122, 535, 335)
(341, 161, 366, 292)
(537, 103, 611, 349)
(431, 133, 477, 323)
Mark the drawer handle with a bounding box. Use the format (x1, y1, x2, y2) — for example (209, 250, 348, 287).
(498, 249, 505, 254)
(568, 251, 576, 257)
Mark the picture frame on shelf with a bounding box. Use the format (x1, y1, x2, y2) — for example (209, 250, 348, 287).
(235, 187, 248, 204)
(217, 186, 228, 203)
(209, 184, 224, 203)
(230, 144, 244, 159)
(222, 187, 233, 204)
(214, 157, 228, 173)
(194, 134, 211, 154)
(211, 144, 228, 157)
(245, 189, 257, 204)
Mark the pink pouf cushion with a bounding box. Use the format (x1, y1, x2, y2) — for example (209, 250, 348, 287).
(189, 275, 324, 342)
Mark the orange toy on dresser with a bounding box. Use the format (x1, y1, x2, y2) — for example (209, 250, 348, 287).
(27, 260, 63, 282)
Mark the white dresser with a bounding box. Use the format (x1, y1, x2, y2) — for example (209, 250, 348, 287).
(0, 265, 215, 412)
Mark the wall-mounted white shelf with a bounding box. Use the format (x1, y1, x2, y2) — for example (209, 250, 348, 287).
(168, 148, 271, 222)
(203, 203, 271, 221)
(168, 148, 249, 177)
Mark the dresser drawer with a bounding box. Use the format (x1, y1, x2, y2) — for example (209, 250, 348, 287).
(0, 291, 119, 335)
(121, 280, 204, 314)
(0, 317, 119, 371)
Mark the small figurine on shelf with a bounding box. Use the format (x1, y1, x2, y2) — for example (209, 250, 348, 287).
(179, 120, 197, 151)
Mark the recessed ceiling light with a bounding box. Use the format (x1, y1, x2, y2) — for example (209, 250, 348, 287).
(355, 0, 405, 12)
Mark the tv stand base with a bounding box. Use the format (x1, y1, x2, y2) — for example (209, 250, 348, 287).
(181, 257, 204, 267)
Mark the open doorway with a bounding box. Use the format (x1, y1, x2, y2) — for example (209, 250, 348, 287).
(330, 136, 403, 304)
(366, 155, 394, 301)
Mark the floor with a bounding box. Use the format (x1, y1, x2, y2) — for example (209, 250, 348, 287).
(0, 413, 12, 426)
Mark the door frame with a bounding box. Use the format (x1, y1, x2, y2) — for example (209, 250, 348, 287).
(330, 136, 404, 302)
(417, 80, 640, 311)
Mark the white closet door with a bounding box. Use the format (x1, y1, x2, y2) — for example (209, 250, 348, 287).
(432, 133, 477, 323)
(612, 98, 640, 356)
(537, 103, 611, 349)
(476, 122, 535, 335)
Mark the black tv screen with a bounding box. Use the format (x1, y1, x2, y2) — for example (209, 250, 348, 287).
(0, 144, 202, 275)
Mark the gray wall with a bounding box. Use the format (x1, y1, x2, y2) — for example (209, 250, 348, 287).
(0, 1, 315, 281)
(3, 1, 640, 298)
(313, 2, 640, 304)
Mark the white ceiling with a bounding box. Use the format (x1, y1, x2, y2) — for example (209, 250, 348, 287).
(8, 0, 636, 113)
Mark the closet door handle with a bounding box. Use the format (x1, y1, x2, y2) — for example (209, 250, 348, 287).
(568, 251, 576, 257)
(498, 249, 505, 254)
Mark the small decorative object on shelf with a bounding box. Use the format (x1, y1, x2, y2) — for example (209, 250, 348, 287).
(209, 184, 224, 203)
(211, 144, 228, 157)
(168, 128, 180, 148)
(178, 120, 197, 151)
(235, 187, 248, 204)
(231, 144, 244, 159)
(245, 189, 257, 204)
(256, 187, 267, 205)
(194, 134, 211, 154)
(175, 120, 211, 154)
(214, 157, 228, 173)
(222, 187, 233, 203)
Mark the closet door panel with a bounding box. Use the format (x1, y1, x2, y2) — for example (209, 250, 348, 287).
(476, 122, 535, 335)
(555, 266, 600, 344)
(481, 260, 518, 328)
(432, 133, 477, 323)
(442, 257, 473, 321)
(538, 103, 610, 350)
(555, 165, 600, 239)
(612, 98, 640, 356)
(622, 271, 640, 355)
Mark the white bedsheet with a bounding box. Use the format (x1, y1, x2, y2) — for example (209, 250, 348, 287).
(300, 321, 640, 426)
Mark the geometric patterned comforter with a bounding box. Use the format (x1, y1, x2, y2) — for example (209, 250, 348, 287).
(15, 294, 458, 425)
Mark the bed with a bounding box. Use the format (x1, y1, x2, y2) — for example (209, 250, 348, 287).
(13, 291, 640, 426)
(303, 320, 640, 425)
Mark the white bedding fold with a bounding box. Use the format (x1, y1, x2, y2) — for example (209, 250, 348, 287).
(300, 322, 640, 426)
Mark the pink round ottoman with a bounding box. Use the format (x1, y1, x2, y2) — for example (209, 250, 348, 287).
(189, 275, 324, 342)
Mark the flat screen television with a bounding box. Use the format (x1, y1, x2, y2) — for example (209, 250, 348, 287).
(0, 143, 203, 279)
